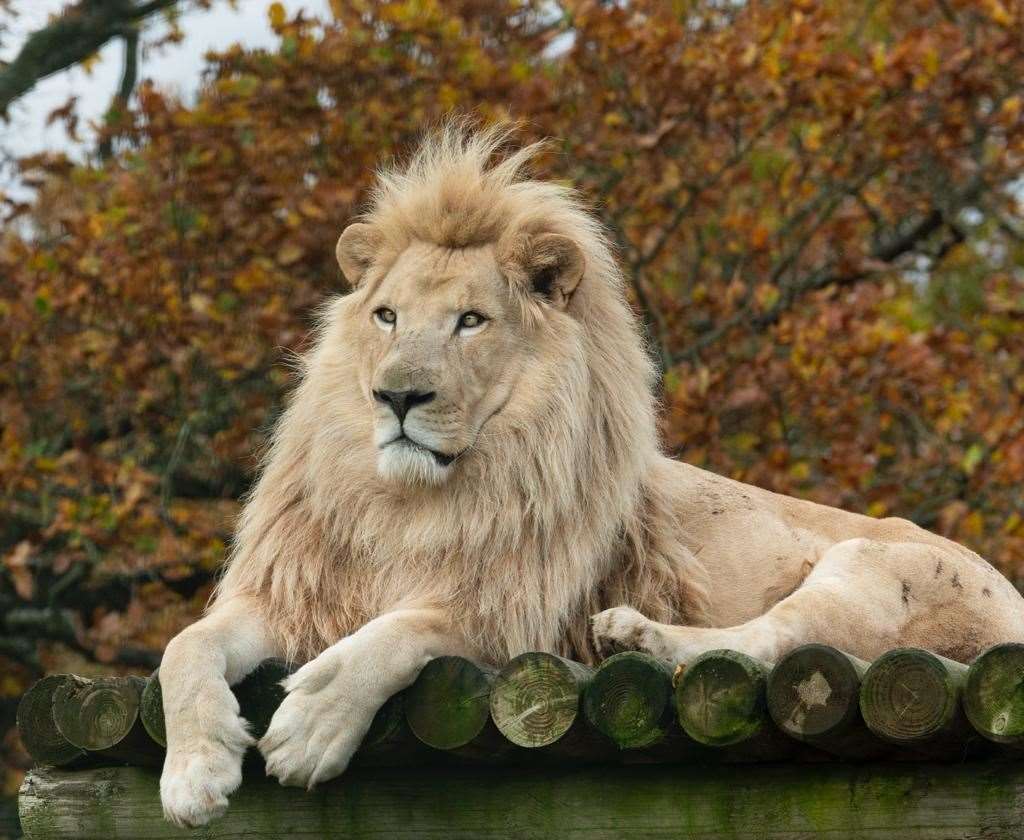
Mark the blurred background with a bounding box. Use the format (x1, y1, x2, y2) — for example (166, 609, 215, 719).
(1, 0, 1022, 834)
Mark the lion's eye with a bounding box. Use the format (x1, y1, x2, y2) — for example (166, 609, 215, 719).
(373, 307, 396, 329)
(457, 311, 487, 332)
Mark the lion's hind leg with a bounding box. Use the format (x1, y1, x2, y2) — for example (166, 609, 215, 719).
(591, 538, 1024, 666)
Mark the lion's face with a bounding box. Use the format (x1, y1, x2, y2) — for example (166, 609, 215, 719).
(335, 224, 585, 486)
(358, 241, 521, 484)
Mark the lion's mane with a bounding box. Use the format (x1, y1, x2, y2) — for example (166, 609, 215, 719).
(217, 123, 709, 665)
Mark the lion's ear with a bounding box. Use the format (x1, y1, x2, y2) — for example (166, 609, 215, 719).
(504, 233, 585, 310)
(336, 223, 383, 287)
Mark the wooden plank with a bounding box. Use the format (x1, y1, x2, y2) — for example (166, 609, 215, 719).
(20, 761, 1024, 839)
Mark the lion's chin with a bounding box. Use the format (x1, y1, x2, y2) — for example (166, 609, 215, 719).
(376, 440, 453, 486)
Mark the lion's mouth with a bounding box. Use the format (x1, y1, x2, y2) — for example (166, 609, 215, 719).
(385, 435, 461, 467)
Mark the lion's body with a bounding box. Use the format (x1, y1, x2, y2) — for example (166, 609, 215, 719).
(158, 124, 1024, 828)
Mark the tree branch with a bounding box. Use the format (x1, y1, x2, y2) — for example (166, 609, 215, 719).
(98, 25, 140, 160)
(0, 0, 179, 117)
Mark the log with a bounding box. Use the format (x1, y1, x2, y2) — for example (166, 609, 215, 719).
(675, 650, 778, 749)
(22, 762, 1024, 839)
(963, 642, 1024, 746)
(582, 651, 677, 749)
(51, 675, 161, 766)
(859, 648, 969, 748)
(405, 656, 495, 750)
(489, 652, 592, 748)
(766, 643, 887, 759)
(16, 675, 86, 767)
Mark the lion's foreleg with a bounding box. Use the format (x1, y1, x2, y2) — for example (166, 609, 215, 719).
(259, 606, 468, 788)
(159, 595, 279, 828)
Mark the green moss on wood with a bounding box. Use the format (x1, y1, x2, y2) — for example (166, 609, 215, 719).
(139, 670, 164, 748)
(405, 656, 494, 750)
(22, 762, 1024, 839)
(675, 649, 771, 747)
(964, 642, 1024, 745)
(583, 651, 674, 749)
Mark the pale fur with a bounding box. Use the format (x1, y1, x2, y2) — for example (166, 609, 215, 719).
(215, 122, 707, 666)
(159, 123, 1024, 828)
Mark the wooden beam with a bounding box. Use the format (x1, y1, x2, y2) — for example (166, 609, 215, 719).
(21, 762, 1024, 839)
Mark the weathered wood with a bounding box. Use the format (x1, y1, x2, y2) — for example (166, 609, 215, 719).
(963, 642, 1024, 746)
(22, 762, 1024, 839)
(16, 675, 85, 767)
(674, 649, 792, 760)
(767, 643, 887, 759)
(405, 656, 495, 750)
(139, 669, 164, 747)
(859, 648, 969, 748)
(490, 652, 592, 748)
(582, 651, 677, 749)
(51, 675, 161, 766)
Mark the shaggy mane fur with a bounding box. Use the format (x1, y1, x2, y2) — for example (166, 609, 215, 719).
(216, 122, 710, 665)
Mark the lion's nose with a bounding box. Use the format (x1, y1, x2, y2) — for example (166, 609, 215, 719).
(373, 389, 435, 422)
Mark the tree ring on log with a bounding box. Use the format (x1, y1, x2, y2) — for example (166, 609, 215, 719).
(860, 648, 960, 744)
(52, 676, 142, 752)
(490, 652, 589, 747)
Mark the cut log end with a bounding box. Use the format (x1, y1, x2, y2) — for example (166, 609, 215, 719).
(860, 648, 965, 744)
(52, 675, 144, 753)
(405, 656, 493, 750)
(490, 652, 591, 748)
(16, 675, 86, 767)
(767, 644, 866, 740)
(583, 651, 674, 749)
(675, 649, 770, 747)
(139, 671, 165, 748)
(964, 642, 1024, 746)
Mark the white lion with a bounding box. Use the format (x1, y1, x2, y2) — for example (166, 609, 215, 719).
(159, 123, 1024, 827)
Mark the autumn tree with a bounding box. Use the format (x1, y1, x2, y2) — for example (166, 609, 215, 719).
(1, 0, 1023, 831)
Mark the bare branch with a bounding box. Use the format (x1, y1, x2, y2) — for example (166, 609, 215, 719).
(0, 0, 179, 117)
(98, 25, 139, 160)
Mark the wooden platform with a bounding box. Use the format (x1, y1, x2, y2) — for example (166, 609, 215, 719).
(17, 644, 1024, 838)
(19, 761, 1024, 839)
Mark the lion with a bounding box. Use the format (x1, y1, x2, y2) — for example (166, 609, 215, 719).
(158, 123, 1024, 827)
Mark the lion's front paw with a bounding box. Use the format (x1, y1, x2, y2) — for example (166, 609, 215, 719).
(160, 724, 251, 828)
(591, 606, 666, 661)
(259, 646, 379, 789)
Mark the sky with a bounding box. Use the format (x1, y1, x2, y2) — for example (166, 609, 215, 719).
(0, 0, 331, 193)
